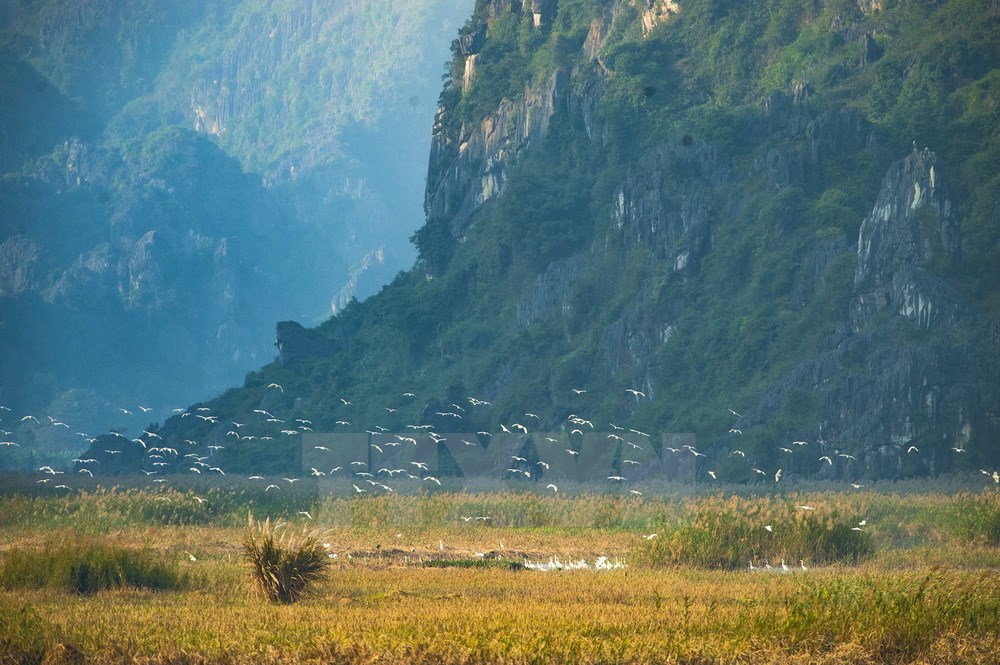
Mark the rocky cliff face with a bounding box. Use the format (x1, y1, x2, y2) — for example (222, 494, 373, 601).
(426, 68, 567, 239)
(742, 148, 999, 478)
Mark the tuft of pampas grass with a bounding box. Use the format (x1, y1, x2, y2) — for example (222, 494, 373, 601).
(243, 513, 331, 604)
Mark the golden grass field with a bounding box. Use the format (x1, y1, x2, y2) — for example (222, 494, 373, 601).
(2, 480, 999, 664)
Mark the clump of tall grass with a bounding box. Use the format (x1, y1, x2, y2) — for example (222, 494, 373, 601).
(243, 514, 331, 604)
(0, 537, 183, 595)
(638, 496, 874, 569)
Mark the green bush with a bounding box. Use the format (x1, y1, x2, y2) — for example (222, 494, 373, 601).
(0, 538, 183, 595)
(244, 515, 332, 604)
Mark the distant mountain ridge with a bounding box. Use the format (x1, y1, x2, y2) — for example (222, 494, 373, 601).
(0, 0, 472, 455)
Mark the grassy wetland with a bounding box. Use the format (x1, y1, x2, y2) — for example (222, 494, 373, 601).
(1, 477, 999, 664)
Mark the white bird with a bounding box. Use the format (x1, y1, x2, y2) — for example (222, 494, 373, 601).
(265, 484, 280, 491)
(774, 468, 782, 482)
(21, 415, 39, 423)
(781, 559, 789, 571)
(626, 389, 646, 398)
(571, 388, 587, 394)
(340, 398, 351, 405)
(851, 483, 864, 489)
(728, 408, 743, 417)
(78, 468, 93, 477)
(283, 478, 299, 484)
(138, 406, 152, 413)
(792, 440, 808, 446)
(729, 428, 743, 435)
(565, 449, 579, 456)
(819, 456, 833, 465)
(642, 533, 657, 540)
(298, 511, 312, 520)
(423, 476, 441, 485)
(732, 450, 746, 457)
(352, 484, 366, 493)
(0, 441, 19, 447)
(607, 475, 626, 481)
(798, 505, 816, 511)
(546, 484, 558, 492)
(907, 446, 919, 453)
(707, 471, 716, 479)
(185, 552, 197, 562)
(268, 383, 284, 392)
(314, 446, 330, 452)
(800, 560, 808, 571)
(764, 525, 773, 532)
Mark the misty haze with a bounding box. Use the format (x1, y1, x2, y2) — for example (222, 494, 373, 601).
(1, 0, 999, 663)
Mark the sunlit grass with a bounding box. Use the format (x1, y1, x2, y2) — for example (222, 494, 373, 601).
(1, 485, 998, 663)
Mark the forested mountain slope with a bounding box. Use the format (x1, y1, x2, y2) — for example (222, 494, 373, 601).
(92, 0, 1000, 479)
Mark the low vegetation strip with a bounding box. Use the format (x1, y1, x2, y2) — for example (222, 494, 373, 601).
(0, 538, 182, 595)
